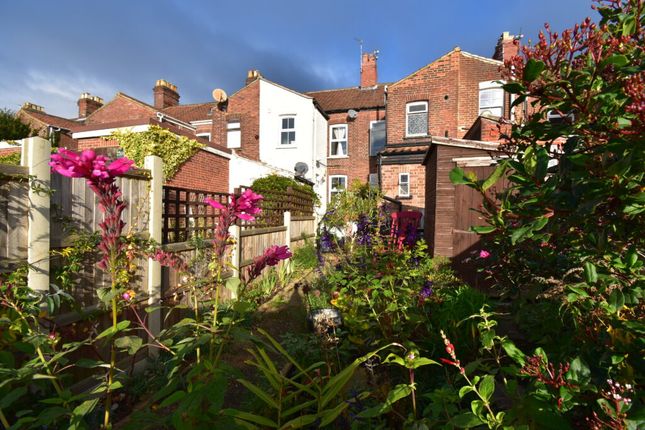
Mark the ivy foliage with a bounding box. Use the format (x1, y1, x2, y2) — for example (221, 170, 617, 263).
(251, 174, 319, 205)
(107, 125, 204, 179)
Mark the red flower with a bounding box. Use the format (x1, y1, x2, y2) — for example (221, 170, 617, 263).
(244, 245, 292, 282)
(50, 148, 134, 184)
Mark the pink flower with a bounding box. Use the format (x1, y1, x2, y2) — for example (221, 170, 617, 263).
(244, 245, 292, 283)
(479, 250, 491, 259)
(49, 148, 134, 184)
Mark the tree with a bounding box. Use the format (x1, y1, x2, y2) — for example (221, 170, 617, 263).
(0, 108, 32, 141)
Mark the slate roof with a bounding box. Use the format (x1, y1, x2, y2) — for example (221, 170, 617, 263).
(162, 102, 215, 122)
(22, 110, 82, 130)
(306, 84, 386, 113)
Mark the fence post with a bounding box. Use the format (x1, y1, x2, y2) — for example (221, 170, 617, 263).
(144, 155, 163, 351)
(283, 210, 292, 273)
(24, 137, 51, 293)
(227, 224, 241, 299)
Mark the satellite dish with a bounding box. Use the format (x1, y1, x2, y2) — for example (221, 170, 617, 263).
(294, 162, 309, 177)
(212, 88, 228, 103)
(347, 109, 358, 119)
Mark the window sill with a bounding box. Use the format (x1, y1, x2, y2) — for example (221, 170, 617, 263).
(404, 135, 429, 139)
(397, 196, 412, 200)
(276, 145, 297, 149)
(328, 155, 349, 159)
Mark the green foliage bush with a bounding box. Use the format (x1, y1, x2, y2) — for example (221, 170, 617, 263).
(251, 173, 318, 205)
(108, 125, 204, 179)
(0, 108, 32, 142)
(0, 150, 21, 165)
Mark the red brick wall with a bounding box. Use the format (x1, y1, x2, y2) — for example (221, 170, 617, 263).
(456, 55, 504, 134)
(86, 95, 155, 124)
(166, 149, 229, 193)
(387, 51, 504, 143)
(381, 163, 427, 215)
(76, 137, 120, 150)
(213, 80, 260, 160)
(326, 108, 385, 191)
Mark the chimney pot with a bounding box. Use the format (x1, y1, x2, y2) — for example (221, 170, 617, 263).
(22, 102, 44, 112)
(245, 69, 262, 86)
(493, 31, 520, 62)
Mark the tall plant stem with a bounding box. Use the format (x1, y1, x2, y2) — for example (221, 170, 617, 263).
(192, 286, 201, 364)
(0, 407, 11, 429)
(208, 265, 223, 362)
(103, 278, 118, 430)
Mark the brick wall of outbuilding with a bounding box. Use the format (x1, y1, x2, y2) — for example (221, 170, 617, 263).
(166, 149, 229, 193)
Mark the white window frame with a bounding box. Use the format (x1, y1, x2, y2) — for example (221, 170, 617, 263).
(329, 175, 347, 201)
(547, 110, 575, 124)
(196, 132, 211, 141)
(329, 124, 348, 157)
(398, 172, 410, 197)
(226, 121, 241, 149)
(280, 115, 296, 146)
(479, 81, 505, 118)
(406, 101, 428, 137)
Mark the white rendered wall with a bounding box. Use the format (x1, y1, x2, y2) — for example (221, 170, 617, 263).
(228, 153, 294, 193)
(258, 79, 327, 212)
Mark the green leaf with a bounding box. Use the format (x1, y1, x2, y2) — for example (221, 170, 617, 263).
(502, 82, 525, 94)
(222, 409, 278, 428)
(567, 357, 590, 385)
(279, 414, 318, 429)
(605, 54, 629, 67)
(411, 357, 440, 369)
(237, 379, 279, 409)
(451, 412, 484, 428)
(482, 162, 507, 191)
(450, 167, 473, 185)
(114, 335, 143, 355)
(459, 385, 474, 399)
(479, 375, 495, 402)
(158, 390, 186, 408)
(96, 320, 130, 340)
(607, 289, 625, 314)
(0, 386, 27, 408)
(471, 225, 496, 234)
(583, 261, 598, 284)
(523, 59, 545, 82)
(70, 397, 99, 423)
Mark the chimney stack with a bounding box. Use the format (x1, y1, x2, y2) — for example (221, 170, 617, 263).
(22, 102, 45, 112)
(77, 92, 104, 118)
(493, 31, 520, 63)
(246, 69, 262, 86)
(360, 51, 378, 88)
(153, 79, 180, 109)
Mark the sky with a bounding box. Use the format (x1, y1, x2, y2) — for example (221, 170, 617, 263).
(0, 0, 597, 118)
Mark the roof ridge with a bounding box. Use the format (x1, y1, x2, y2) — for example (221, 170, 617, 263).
(163, 101, 215, 109)
(306, 83, 388, 94)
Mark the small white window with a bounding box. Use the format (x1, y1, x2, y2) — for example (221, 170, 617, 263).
(479, 81, 504, 117)
(547, 110, 575, 124)
(398, 173, 410, 197)
(196, 132, 211, 141)
(227, 122, 241, 149)
(406, 102, 428, 137)
(329, 175, 347, 201)
(330, 124, 348, 157)
(280, 116, 296, 145)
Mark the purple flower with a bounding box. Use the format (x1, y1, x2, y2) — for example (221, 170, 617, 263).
(356, 214, 372, 246)
(418, 280, 433, 305)
(479, 250, 491, 259)
(50, 148, 134, 184)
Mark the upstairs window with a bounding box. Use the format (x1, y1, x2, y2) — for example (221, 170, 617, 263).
(406, 101, 428, 137)
(399, 173, 410, 197)
(547, 110, 575, 124)
(280, 116, 296, 145)
(330, 124, 348, 157)
(479, 81, 504, 117)
(369, 120, 386, 156)
(226, 121, 241, 148)
(196, 132, 211, 142)
(329, 175, 347, 201)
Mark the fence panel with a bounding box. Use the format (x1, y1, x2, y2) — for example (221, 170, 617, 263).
(0, 165, 29, 270)
(290, 216, 315, 250)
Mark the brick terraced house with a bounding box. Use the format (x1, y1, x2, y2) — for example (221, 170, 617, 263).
(307, 52, 386, 201)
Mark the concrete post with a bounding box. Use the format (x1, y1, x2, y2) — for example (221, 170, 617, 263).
(144, 155, 163, 348)
(24, 137, 51, 293)
(283, 211, 292, 274)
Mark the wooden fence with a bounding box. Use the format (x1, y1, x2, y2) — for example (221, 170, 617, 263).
(0, 165, 29, 269)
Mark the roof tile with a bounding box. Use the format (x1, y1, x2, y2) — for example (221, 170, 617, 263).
(307, 85, 386, 112)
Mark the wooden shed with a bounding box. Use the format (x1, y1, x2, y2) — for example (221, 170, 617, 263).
(422, 137, 506, 284)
